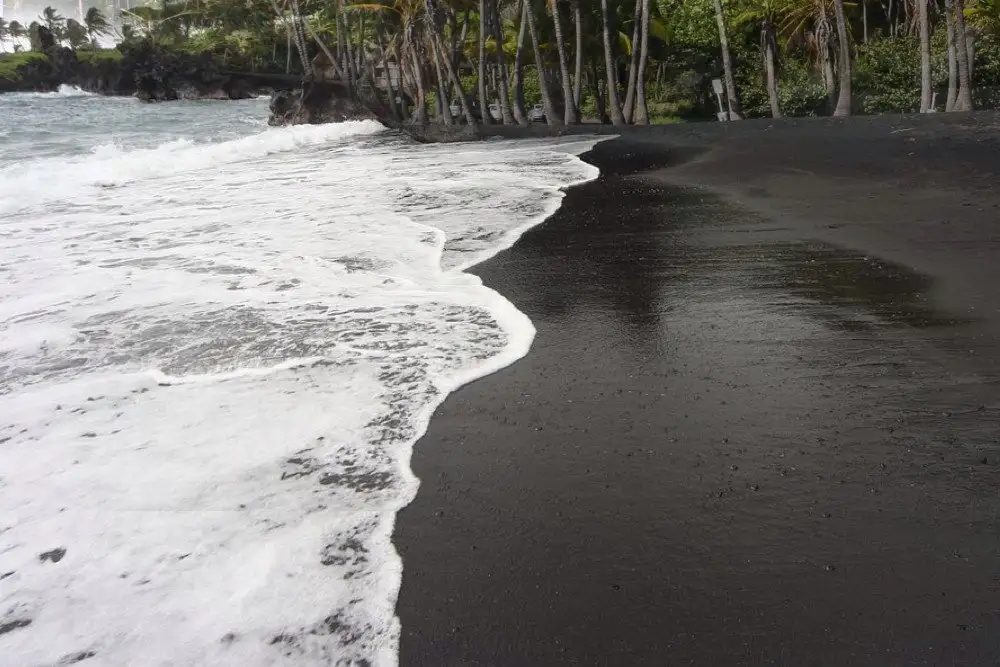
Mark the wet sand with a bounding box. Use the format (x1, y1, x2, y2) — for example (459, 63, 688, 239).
(395, 115, 1000, 665)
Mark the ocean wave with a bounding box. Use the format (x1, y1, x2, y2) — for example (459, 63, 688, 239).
(0, 119, 386, 215)
(0, 97, 602, 666)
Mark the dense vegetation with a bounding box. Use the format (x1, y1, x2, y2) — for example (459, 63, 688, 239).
(2, 0, 1000, 122)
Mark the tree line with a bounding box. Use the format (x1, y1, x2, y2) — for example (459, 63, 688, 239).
(2, 0, 999, 121)
(0, 7, 112, 51)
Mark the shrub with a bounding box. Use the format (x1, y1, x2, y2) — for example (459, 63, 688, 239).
(0, 52, 49, 82)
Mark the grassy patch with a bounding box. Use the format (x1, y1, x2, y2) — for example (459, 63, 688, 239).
(0, 52, 49, 81)
(75, 48, 124, 65)
(650, 115, 684, 125)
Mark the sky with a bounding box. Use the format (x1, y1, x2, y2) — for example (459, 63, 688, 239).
(1, 0, 123, 23)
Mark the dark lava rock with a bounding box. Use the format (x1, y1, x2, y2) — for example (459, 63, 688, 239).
(268, 82, 378, 126)
(39, 547, 67, 563)
(1, 38, 264, 101)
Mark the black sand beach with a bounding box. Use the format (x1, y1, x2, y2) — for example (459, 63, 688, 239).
(395, 115, 1000, 666)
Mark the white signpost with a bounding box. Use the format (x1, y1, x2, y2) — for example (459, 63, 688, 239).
(712, 78, 728, 122)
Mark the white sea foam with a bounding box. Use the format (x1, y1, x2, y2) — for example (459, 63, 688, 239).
(0, 96, 602, 666)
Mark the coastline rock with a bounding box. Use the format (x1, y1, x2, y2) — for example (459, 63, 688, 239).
(268, 82, 378, 126)
(0, 38, 266, 101)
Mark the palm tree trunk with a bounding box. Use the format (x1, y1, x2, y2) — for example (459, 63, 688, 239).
(633, 0, 651, 124)
(863, 0, 868, 42)
(712, 0, 743, 119)
(822, 39, 836, 112)
(622, 0, 643, 122)
(549, 0, 578, 123)
(286, 21, 292, 74)
(572, 0, 583, 110)
(525, 0, 562, 125)
(357, 14, 366, 74)
(918, 0, 931, 112)
(432, 21, 477, 124)
(303, 15, 343, 80)
(600, 0, 626, 124)
(451, 9, 470, 76)
(764, 30, 781, 118)
(407, 42, 429, 123)
(512, 0, 529, 124)
(432, 42, 453, 125)
(952, 0, 973, 110)
(832, 0, 852, 116)
(478, 0, 493, 124)
(966, 27, 975, 88)
(491, 0, 516, 124)
(592, 64, 608, 121)
(945, 0, 958, 111)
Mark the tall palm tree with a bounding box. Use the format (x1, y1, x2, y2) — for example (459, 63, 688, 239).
(622, 0, 643, 122)
(9, 20, 27, 49)
(478, 0, 493, 124)
(600, 0, 625, 124)
(831, 0, 851, 115)
(41, 6, 66, 41)
(735, 0, 785, 118)
(918, 0, 931, 112)
(633, 0, 651, 124)
(548, 0, 578, 123)
(84, 7, 112, 47)
(780, 0, 837, 113)
(65, 18, 89, 48)
(524, 0, 561, 125)
(952, 0, 973, 110)
(571, 0, 583, 111)
(945, 0, 958, 110)
(425, 0, 476, 124)
(512, 0, 530, 124)
(712, 0, 743, 119)
(490, 0, 516, 123)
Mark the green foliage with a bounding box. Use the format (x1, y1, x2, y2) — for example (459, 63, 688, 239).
(0, 51, 49, 81)
(853, 35, 923, 113)
(735, 39, 827, 117)
(75, 48, 124, 64)
(970, 35, 1000, 109)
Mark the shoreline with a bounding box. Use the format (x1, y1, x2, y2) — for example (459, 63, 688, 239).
(394, 122, 1000, 664)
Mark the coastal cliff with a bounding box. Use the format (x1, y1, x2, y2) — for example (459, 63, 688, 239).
(0, 29, 262, 101)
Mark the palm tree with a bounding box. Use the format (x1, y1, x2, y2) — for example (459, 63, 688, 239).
(780, 0, 837, 113)
(490, 0, 516, 124)
(735, 0, 785, 118)
(952, 0, 974, 110)
(570, 0, 583, 112)
(512, 0, 530, 124)
(945, 0, 958, 110)
(424, 0, 476, 124)
(0, 19, 9, 52)
(548, 0, 578, 123)
(41, 6, 66, 42)
(712, 0, 743, 119)
(622, 0, 642, 121)
(9, 20, 27, 49)
(633, 0, 651, 123)
(524, 0, 561, 125)
(65, 18, 90, 48)
(84, 7, 112, 47)
(831, 0, 851, 115)
(599, 0, 626, 124)
(478, 0, 493, 124)
(918, 0, 931, 112)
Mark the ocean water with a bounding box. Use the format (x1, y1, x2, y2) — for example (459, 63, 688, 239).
(0, 87, 600, 665)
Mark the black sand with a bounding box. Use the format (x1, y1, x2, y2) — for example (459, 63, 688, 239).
(395, 115, 1000, 666)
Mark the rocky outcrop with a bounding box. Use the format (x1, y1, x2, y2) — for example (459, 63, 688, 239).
(0, 34, 264, 101)
(268, 83, 378, 126)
